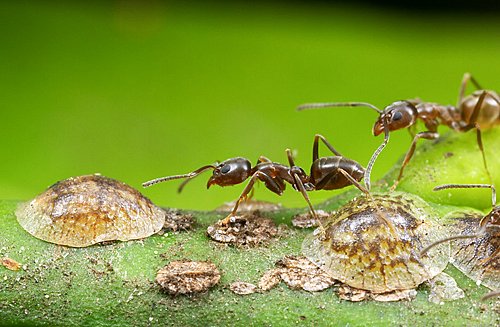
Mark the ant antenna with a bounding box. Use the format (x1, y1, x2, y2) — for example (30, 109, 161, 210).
(365, 120, 390, 191)
(420, 233, 480, 256)
(482, 290, 500, 301)
(297, 102, 383, 114)
(433, 184, 496, 209)
(434, 183, 496, 227)
(143, 164, 217, 193)
(420, 183, 497, 256)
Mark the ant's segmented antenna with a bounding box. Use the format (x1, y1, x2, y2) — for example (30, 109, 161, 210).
(297, 102, 383, 114)
(365, 120, 390, 191)
(434, 183, 496, 227)
(420, 183, 498, 256)
(482, 290, 500, 301)
(420, 233, 480, 256)
(434, 184, 496, 209)
(143, 165, 216, 192)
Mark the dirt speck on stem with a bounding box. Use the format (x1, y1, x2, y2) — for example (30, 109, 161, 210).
(207, 213, 278, 246)
(1, 257, 21, 271)
(156, 260, 221, 295)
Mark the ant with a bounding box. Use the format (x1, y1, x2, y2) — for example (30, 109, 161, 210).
(421, 183, 499, 301)
(142, 134, 366, 225)
(298, 73, 500, 190)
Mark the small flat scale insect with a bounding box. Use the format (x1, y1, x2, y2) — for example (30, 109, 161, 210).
(445, 212, 499, 291)
(15, 174, 166, 247)
(302, 192, 450, 294)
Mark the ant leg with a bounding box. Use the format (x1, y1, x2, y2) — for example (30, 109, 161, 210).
(286, 148, 297, 167)
(245, 187, 255, 202)
(291, 172, 327, 234)
(391, 131, 439, 191)
(258, 156, 272, 163)
(459, 91, 494, 184)
(457, 73, 483, 106)
(475, 126, 493, 187)
(407, 124, 417, 139)
(313, 134, 343, 162)
(338, 168, 370, 196)
(221, 171, 282, 225)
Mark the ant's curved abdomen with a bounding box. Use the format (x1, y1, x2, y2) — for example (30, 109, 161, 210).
(310, 157, 365, 190)
(460, 90, 500, 129)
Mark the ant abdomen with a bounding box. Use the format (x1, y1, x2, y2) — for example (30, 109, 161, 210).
(310, 157, 364, 190)
(461, 90, 500, 129)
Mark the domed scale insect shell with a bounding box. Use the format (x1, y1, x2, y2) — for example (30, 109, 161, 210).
(302, 192, 450, 294)
(15, 174, 166, 247)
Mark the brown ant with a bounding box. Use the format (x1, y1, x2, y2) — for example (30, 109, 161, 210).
(142, 134, 366, 225)
(420, 183, 499, 301)
(298, 73, 500, 190)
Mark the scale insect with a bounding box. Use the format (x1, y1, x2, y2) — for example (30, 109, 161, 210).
(15, 175, 166, 247)
(421, 183, 499, 300)
(298, 73, 499, 190)
(302, 192, 451, 297)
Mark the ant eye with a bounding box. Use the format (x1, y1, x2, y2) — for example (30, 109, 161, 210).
(221, 165, 231, 174)
(392, 112, 403, 121)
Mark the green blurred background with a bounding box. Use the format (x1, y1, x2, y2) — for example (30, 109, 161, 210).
(1, 0, 500, 210)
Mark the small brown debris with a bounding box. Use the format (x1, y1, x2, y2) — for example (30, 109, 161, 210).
(162, 209, 195, 232)
(338, 285, 369, 302)
(207, 214, 278, 246)
(230, 281, 258, 295)
(292, 210, 330, 229)
(276, 256, 336, 292)
(258, 256, 336, 292)
(338, 284, 417, 302)
(216, 199, 282, 213)
(443, 152, 454, 158)
(258, 269, 282, 291)
(1, 257, 21, 271)
(371, 289, 417, 302)
(156, 260, 220, 295)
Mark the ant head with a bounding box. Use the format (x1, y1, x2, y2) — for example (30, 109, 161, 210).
(373, 101, 418, 136)
(207, 157, 252, 188)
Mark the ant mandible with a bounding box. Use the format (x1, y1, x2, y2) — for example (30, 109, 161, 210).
(421, 183, 499, 301)
(142, 134, 366, 225)
(298, 73, 500, 190)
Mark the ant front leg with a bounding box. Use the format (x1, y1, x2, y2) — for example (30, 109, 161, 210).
(391, 131, 439, 191)
(221, 171, 283, 225)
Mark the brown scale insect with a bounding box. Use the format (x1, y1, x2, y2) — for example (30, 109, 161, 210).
(302, 192, 450, 295)
(143, 134, 365, 225)
(421, 184, 499, 300)
(298, 73, 500, 190)
(15, 174, 166, 247)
